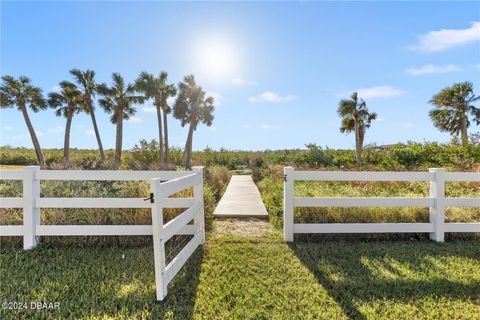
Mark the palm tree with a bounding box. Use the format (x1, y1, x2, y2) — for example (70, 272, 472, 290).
(0, 75, 47, 167)
(70, 69, 105, 161)
(429, 81, 479, 146)
(135, 71, 177, 165)
(98, 73, 145, 165)
(337, 92, 377, 166)
(173, 74, 215, 168)
(48, 81, 84, 166)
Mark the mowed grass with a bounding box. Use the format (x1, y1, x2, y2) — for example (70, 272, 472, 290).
(1, 232, 479, 319)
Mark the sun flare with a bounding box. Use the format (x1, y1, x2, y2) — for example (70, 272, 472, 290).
(192, 35, 239, 80)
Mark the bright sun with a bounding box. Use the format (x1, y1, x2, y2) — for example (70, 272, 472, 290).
(192, 35, 239, 80)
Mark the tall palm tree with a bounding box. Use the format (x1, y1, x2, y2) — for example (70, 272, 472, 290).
(429, 81, 479, 146)
(0, 75, 47, 167)
(135, 71, 177, 165)
(70, 69, 105, 161)
(98, 73, 145, 165)
(48, 81, 84, 166)
(337, 92, 377, 166)
(173, 74, 215, 168)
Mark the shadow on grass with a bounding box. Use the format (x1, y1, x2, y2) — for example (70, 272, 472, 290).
(289, 240, 480, 320)
(0, 241, 204, 319)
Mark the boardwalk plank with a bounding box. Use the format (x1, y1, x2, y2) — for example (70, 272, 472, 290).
(213, 175, 269, 219)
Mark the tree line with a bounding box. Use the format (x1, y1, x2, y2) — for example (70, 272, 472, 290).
(1, 73, 478, 169)
(0, 70, 215, 168)
(337, 81, 479, 166)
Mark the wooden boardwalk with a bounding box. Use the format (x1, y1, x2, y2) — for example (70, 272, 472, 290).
(213, 175, 269, 219)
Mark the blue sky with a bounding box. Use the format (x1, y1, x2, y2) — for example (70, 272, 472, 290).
(1, 1, 479, 151)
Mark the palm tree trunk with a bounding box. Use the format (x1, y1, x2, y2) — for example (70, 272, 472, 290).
(182, 123, 194, 168)
(460, 115, 468, 146)
(89, 106, 105, 162)
(163, 109, 170, 164)
(156, 104, 164, 165)
(20, 104, 46, 167)
(64, 110, 73, 167)
(114, 111, 123, 165)
(354, 117, 362, 166)
(187, 128, 194, 168)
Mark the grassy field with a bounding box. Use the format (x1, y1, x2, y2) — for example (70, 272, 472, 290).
(1, 145, 479, 319)
(1, 232, 479, 319)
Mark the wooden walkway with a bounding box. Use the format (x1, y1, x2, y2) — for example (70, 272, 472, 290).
(213, 175, 269, 219)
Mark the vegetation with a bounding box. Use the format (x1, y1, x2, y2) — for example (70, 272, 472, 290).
(429, 81, 480, 146)
(135, 71, 177, 166)
(173, 74, 215, 168)
(1, 232, 478, 319)
(47, 81, 84, 166)
(1, 140, 478, 241)
(0, 70, 218, 169)
(69, 69, 106, 161)
(0, 75, 47, 167)
(1, 138, 479, 171)
(2, 69, 477, 171)
(98, 73, 145, 165)
(337, 92, 377, 165)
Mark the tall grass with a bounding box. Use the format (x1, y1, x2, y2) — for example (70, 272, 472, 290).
(256, 166, 480, 239)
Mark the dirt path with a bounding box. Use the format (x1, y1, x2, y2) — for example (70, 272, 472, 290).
(211, 218, 274, 238)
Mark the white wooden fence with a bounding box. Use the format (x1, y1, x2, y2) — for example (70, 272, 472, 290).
(0, 166, 205, 301)
(283, 167, 480, 242)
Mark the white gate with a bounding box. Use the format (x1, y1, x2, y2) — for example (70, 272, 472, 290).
(150, 167, 205, 301)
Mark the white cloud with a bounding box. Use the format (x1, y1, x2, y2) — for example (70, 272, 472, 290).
(260, 124, 280, 130)
(409, 21, 480, 52)
(249, 91, 298, 103)
(37, 131, 44, 137)
(377, 117, 384, 122)
(231, 78, 256, 86)
(47, 125, 64, 133)
(206, 91, 222, 106)
(4, 126, 13, 131)
(127, 116, 142, 124)
(52, 85, 61, 93)
(142, 105, 156, 113)
(85, 129, 95, 136)
(406, 64, 461, 75)
(243, 124, 250, 129)
(338, 86, 404, 99)
(399, 122, 414, 128)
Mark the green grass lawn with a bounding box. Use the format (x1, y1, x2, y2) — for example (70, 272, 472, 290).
(1, 232, 479, 319)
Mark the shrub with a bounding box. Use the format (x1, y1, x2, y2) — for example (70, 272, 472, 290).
(204, 166, 231, 199)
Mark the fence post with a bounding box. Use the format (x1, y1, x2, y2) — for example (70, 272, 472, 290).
(150, 178, 167, 300)
(192, 166, 205, 244)
(429, 168, 446, 242)
(23, 166, 40, 250)
(284, 166, 294, 242)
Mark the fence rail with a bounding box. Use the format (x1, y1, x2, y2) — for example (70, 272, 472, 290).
(284, 167, 480, 242)
(0, 166, 205, 301)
